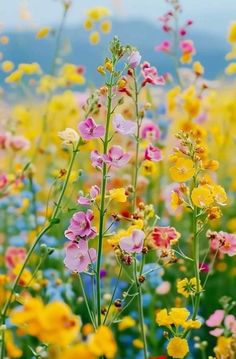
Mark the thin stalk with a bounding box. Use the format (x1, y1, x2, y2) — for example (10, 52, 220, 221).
(103, 265, 122, 324)
(96, 63, 115, 327)
(192, 205, 201, 320)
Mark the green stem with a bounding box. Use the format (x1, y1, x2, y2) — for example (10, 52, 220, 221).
(96, 64, 115, 327)
(0, 141, 80, 359)
(103, 265, 122, 324)
(192, 205, 201, 320)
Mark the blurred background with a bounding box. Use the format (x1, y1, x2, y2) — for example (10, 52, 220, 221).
(0, 0, 235, 82)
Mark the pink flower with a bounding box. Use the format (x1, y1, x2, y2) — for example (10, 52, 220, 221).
(112, 114, 137, 135)
(152, 226, 180, 249)
(144, 144, 162, 162)
(119, 229, 145, 253)
(78, 185, 100, 206)
(209, 328, 224, 337)
(10, 136, 29, 151)
(64, 239, 96, 273)
(180, 39, 195, 54)
(91, 150, 103, 170)
(5, 247, 26, 269)
(78, 117, 105, 140)
(103, 146, 130, 168)
(127, 51, 141, 68)
(179, 27, 187, 36)
(208, 230, 236, 257)
(141, 61, 165, 87)
(65, 210, 97, 241)
(206, 310, 224, 327)
(155, 40, 171, 53)
(0, 132, 10, 149)
(0, 174, 7, 189)
(140, 119, 161, 141)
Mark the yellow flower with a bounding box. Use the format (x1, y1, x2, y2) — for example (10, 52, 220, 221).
(88, 325, 117, 359)
(133, 338, 144, 349)
(227, 21, 236, 43)
(169, 157, 195, 182)
(87, 7, 110, 21)
(167, 337, 189, 358)
(169, 308, 189, 326)
(1, 60, 14, 72)
(214, 336, 232, 357)
(141, 160, 158, 176)
(84, 19, 93, 30)
(191, 185, 214, 208)
(211, 185, 227, 206)
(5, 331, 22, 358)
(89, 31, 100, 45)
(177, 277, 202, 298)
(156, 309, 173, 326)
(0, 36, 9, 45)
(60, 63, 85, 85)
(118, 316, 136, 331)
(109, 188, 127, 203)
(101, 20, 112, 33)
(18, 63, 41, 75)
(12, 264, 33, 287)
(183, 319, 202, 329)
(171, 191, 183, 211)
(193, 61, 204, 76)
(225, 63, 236, 75)
(59, 344, 96, 359)
(36, 27, 51, 39)
(5, 70, 23, 83)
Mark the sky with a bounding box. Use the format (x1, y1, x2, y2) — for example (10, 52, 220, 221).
(0, 0, 235, 36)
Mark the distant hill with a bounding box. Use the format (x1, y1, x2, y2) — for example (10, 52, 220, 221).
(1, 19, 229, 85)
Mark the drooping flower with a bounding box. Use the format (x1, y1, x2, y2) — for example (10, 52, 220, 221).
(152, 226, 180, 249)
(78, 117, 105, 140)
(103, 146, 130, 168)
(64, 240, 97, 273)
(65, 210, 97, 241)
(144, 144, 162, 162)
(58, 128, 79, 145)
(112, 114, 137, 135)
(119, 229, 145, 253)
(127, 51, 141, 68)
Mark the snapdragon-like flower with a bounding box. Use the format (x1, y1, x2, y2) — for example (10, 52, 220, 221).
(141, 61, 165, 86)
(78, 185, 100, 205)
(64, 240, 96, 273)
(91, 150, 103, 170)
(119, 229, 145, 253)
(140, 120, 161, 141)
(127, 50, 141, 68)
(65, 210, 97, 241)
(207, 230, 236, 257)
(144, 144, 162, 162)
(78, 117, 105, 140)
(103, 145, 130, 168)
(112, 114, 137, 135)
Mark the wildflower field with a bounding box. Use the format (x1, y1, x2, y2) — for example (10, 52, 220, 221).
(1, 0, 236, 358)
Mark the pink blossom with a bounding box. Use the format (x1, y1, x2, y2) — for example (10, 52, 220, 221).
(0, 174, 7, 189)
(119, 229, 145, 253)
(91, 150, 103, 170)
(155, 40, 171, 53)
(5, 247, 26, 269)
(65, 210, 97, 241)
(208, 230, 236, 257)
(112, 114, 137, 135)
(78, 117, 105, 140)
(127, 51, 141, 68)
(206, 310, 224, 327)
(144, 144, 162, 162)
(179, 27, 187, 36)
(0, 132, 10, 149)
(152, 226, 180, 249)
(180, 39, 195, 54)
(103, 146, 130, 168)
(140, 119, 161, 141)
(141, 61, 165, 87)
(64, 239, 96, 273)
(209, 328, 224, 337)
(78, 185, 100, 206)
(10, 136, 29, 151)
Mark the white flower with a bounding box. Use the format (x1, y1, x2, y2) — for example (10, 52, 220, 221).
(58, 128, 79, 145)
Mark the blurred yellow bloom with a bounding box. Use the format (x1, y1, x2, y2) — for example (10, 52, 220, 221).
(59, 344, 96, 359)
(141, 160, 158, 176)
(87, 7, 110, 21)
(169, 157, 195, 182)
(101, 20, 112, 33)
(60, 63, 85, 85)
(58, 128, 79, 145)
(5, 70, 23, 83)
(0, 36, 9, 45)
(84, 19, 93, 30)
(109, 188, 127, 202)
(118, 316, 136, 330)
(193, 61, 204, 76)
(18, 63, 41, 75)
(5, 331, 22, 358)
(225, 62, 236, 74)
(133, 338, 144, 349)
(227, 21, 236, 43)
(88, 325, 117, 358)
(1, 60, 14, 72)
(36, 27, 51, 39)
(89, 31, 100, 45)
(167, 337, 189, 358)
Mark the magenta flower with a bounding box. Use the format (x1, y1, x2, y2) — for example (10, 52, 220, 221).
(78, 185, 100, 206)
(140, 120, 161, 141)
(112, 114, 137, 135)
(141, 61, 165, 87)
(127, 51, 141, 68)
(155, 40, 171, 53)
(180, 39, 195, 55)
(65, 209, 97, 241)
(64, 239, 96, 273)
(144, 144, 162, 162)
(119, 229, 145, 253)
(78, 117, 105, 140)
(103, 146, 130, 168)
(91, 150, 104, 170)
(0, 174, 7, 189)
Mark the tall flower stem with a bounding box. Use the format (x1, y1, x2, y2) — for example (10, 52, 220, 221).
(0, 140, 81, 359)
(96, 59, 116, 327)
(192, 204, 201, 319)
